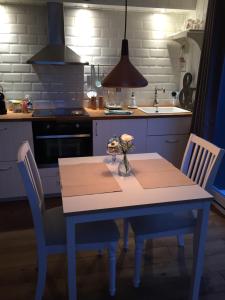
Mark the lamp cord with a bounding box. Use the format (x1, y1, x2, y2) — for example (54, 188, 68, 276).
(124, 0, 127, 39)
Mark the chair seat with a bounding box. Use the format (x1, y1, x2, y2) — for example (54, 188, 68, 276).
(43, 206, 120, 246)
(129, 211, 196, 237)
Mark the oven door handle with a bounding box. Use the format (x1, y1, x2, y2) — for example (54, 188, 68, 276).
(35, 134, 91, 139)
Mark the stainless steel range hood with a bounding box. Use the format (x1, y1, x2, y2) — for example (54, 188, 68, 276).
(27, 1, 88, 65)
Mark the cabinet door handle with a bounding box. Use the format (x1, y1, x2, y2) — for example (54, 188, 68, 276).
(0, 166, 12, 171)
(165, 139, 179, 144)
(95, 121, 98, 136)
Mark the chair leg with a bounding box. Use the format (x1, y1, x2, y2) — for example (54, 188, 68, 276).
(134, 239, 144, 288)
(108, 243, 117, 296)
(177, 234, 185, 247)
(35, 253, 47, 300)
(123, 219, 129, 251)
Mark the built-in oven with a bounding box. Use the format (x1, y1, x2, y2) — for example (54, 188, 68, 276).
(32, 119, 93, 168)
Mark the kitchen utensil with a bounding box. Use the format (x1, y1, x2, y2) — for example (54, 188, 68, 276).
(95, 65, 102, 88)
(87, 65, 97, 99)
(0, 85, 7, 115)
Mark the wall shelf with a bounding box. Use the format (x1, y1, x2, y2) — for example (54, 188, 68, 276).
(168, 30, 204, 49)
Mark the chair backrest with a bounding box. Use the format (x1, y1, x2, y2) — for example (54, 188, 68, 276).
(181, 133, 224, 191)
(17, 141, 46, 249)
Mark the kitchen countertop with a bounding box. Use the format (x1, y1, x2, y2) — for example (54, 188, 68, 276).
(85, 107, 192, 119)
(0, 107, 192, 122)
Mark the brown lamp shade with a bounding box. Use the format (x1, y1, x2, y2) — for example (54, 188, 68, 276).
(102, 39, 148, 88)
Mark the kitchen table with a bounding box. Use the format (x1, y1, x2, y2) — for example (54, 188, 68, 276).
(58, 153, 213, 300)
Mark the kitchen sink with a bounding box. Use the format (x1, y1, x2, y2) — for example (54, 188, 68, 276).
(138, 106, 191, 114)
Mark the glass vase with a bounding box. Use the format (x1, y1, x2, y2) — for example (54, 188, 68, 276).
(118, 153, 131, 177)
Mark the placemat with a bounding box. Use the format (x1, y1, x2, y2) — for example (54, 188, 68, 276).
(130, 159, 195, 189)
(60, 162, 122, 197)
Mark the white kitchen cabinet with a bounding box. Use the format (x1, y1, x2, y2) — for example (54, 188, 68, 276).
(146, 117, 192, 167)
(0, 161, 26, 199)
(93, 119, 148, 155)
(147, 134, 189, 167)
(0, 121, 34, 200)
(39, 167, 60, 195)
(0, 122, 33, 161)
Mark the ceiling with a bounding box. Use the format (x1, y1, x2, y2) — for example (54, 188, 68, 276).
(0, 0, 197, 10)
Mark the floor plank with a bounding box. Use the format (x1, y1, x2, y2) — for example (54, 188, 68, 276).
(1, 200, 225, 300)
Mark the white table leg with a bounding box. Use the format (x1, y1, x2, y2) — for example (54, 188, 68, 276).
(189, 202, 210, 300)
(66, 216, 77, 300)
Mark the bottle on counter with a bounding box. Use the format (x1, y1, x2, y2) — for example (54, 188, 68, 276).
(90, 96, 97, 110)
(98, 96, 105, 110)
(21, 100, 28, 113)
(128, 91, 137, 108)
(25, 95, 33, 112)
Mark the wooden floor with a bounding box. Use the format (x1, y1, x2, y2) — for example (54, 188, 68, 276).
(1, 199, 225, 300)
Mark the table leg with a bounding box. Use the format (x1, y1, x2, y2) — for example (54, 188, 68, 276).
(66, 216, 77, 300)
(189, 202, 210, 300)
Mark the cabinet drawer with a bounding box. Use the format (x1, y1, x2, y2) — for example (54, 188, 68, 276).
(0, 122, 33, 161)
(147, 117, 191, 135)
(0, 161, 26, 199)
(147, 134, 189, 167)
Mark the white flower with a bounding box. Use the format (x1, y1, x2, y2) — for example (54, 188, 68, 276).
(120, 134, 134, 143)
(108, 140, 119, 148)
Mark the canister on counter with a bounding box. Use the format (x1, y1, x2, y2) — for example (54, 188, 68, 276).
(98, 96, 104, 109)
(90, 96, 97, 110)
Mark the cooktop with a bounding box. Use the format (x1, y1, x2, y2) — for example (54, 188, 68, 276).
(32, 108, 88, 117)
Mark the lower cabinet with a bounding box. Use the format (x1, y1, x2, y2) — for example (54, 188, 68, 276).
(93, 119, 148, 155)
(0, 116, 192, 200)
(39, 168, 61, 196)
(0, 121, 34, 201)
(0, 161, 26, 199)
(146, 117, 192, 167)
(147, 134, 189, 168)
(93, 117, 191, 167)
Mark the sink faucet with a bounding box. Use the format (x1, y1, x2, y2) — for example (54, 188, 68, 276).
(153, 87, 165, 112)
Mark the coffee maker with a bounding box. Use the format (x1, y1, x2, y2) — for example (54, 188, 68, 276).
(0, 85, 7, 115)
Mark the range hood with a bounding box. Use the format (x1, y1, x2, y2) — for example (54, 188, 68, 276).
(27, 1, 88, 65)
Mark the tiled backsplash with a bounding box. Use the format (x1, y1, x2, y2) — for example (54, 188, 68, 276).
(0, 4, 196, 107)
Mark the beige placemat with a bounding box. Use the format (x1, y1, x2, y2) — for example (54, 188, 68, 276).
(60, 162, 122, 197)
(131, 159, 195, 189)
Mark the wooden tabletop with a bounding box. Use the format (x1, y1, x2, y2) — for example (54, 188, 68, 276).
(58, 153, 212, 215)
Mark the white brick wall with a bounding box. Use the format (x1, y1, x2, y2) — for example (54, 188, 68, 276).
(0, 4, 194, 107)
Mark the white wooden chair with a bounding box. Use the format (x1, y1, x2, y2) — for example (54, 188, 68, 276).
(17, 141, 120, 300)
(123, 133, 224, 287)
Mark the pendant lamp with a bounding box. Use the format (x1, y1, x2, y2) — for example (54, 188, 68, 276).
(102, 0, 148, 88)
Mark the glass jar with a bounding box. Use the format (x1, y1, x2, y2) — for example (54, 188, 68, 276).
(118, 153, 131, 177)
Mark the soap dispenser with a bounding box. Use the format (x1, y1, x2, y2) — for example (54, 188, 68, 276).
(128, 91, 137, 108)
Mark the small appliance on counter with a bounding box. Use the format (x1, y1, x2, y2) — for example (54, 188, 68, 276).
(0, 85, 7, 115)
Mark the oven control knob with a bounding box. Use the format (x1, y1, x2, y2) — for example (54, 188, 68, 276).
(75, 123, 80, 128)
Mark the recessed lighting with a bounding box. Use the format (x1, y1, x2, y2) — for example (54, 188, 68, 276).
(82, 4, 89, 8)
